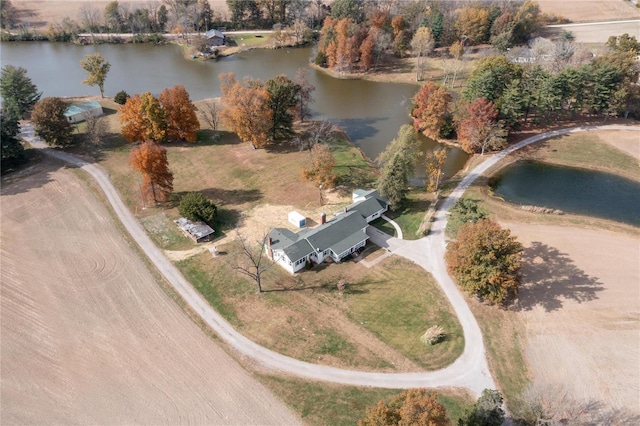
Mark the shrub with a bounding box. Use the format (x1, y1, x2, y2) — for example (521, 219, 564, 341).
(114, 90, 130, 105)
(446, 198, 488, 239)
(178, 192, 217, 226)
(420, 325, 445, 346)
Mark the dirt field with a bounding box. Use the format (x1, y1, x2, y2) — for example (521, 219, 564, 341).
(504, 222, 639, 415)
(0, 160, 299, 425)
(545, 21, 640, 44)
(538, 0, 640, 22)
(12, 0, 230, 30)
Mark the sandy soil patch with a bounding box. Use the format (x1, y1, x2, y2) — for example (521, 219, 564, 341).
(538, 0, 640, 23)
(595, 129, 640, 161)
(165, 192, 351, 262)
(0, 161, 299, 425)
(503, 222, 639, 414)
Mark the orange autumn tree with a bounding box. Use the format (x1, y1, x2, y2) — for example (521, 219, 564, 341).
(158, 85, 200, 142)
(412, 82, 452, 140)
(129, 140, 174, 204)
(359, 389, 449, 426)
(219, 72, 273, 148)
(120, 92, 167, 143)
(302, 143, 337, 189)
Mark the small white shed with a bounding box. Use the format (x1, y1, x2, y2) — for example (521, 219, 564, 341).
(288, 211, 306, 228)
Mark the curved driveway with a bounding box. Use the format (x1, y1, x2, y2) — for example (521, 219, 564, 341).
(26, 124, 639, 398)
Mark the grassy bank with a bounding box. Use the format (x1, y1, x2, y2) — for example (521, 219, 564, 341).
(260, 375, 475, 426)
(470, 129, 640, 236)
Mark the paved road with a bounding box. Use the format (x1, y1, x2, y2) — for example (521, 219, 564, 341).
(22, 124, 639, 398)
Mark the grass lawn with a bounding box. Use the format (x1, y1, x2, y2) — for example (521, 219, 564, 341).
(370, 189, 433, 240)
(225, 33, 274, 47)
(466, 300, 529, 413)
(345, 257, 464, 370)
(259, 375, 475, 426)
(176, 250, 464, 372)
(329, 135, 378, 189)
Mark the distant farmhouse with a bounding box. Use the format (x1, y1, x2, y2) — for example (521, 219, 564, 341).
(175, 217, 215, 243)
(267, 190, 388, 274)
(205, 29, 226, 46)
(64, 100, 103, 124)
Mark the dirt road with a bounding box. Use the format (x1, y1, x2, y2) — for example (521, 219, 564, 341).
(0, 161, 300, 425)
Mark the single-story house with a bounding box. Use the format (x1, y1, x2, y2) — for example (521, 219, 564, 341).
(64, 100, 103, 124)
(338, 189, 388, 223)
(175, 217, 215, 243)
(205, 29, 226, 46)
(267, 211, 369, 274)
(266, 189, 388, 274)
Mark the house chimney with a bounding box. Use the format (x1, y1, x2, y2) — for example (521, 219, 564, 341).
(321, 212, 326, 224)
(267, 236, 273, 260)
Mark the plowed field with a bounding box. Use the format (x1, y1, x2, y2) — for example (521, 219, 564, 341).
(0, 161, 299, 425)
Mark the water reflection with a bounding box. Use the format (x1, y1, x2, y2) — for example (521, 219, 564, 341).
(2, 42, 469, 175)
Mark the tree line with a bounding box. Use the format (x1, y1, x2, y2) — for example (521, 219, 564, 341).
(411, 33, 640, 155)
(314, 0, 548, 77)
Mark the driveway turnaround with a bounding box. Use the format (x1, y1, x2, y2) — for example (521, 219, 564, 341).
(24, 124, 638, 398)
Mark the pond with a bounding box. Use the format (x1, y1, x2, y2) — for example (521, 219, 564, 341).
(1, 42, 468, 179)
(490, 161, 640, 227)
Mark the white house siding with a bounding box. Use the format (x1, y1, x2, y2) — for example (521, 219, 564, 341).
(336, 239, 367, 260)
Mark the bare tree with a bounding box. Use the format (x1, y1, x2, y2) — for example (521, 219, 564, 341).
(83, 115, 108, 148)
(233, 232, 278, 293)
(291, 119, 335, 152)
(78, 4, 101, 42)
(294, 67, 315, 122)
(410, 27, 435, 81)
(516, 383, 640, 425)
(199, 99, 220, 134)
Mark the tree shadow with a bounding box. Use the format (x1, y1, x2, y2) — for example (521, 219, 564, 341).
(0, 154, 59, 196)
(264, 139, 300, 154)
(330, 117, 386, 142)
(515, 241, 604, 312)
(264, 274, 376, 295)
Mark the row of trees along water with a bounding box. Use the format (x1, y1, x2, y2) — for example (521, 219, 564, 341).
(1, 0, 560, 44)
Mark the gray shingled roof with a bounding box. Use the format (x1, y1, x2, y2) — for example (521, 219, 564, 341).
(269, 207, 371, 264)
(304, 211, 368, 256)
(346, 197, 386, 219)
(283, 239, 315, 261)
(267, 228, 299, 250)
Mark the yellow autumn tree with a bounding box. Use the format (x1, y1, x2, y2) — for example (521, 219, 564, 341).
(120, 92, 167, 143)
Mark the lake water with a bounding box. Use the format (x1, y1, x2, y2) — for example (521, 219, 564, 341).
(491, 161, 640, 226)
(1, 42, 468, 178)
